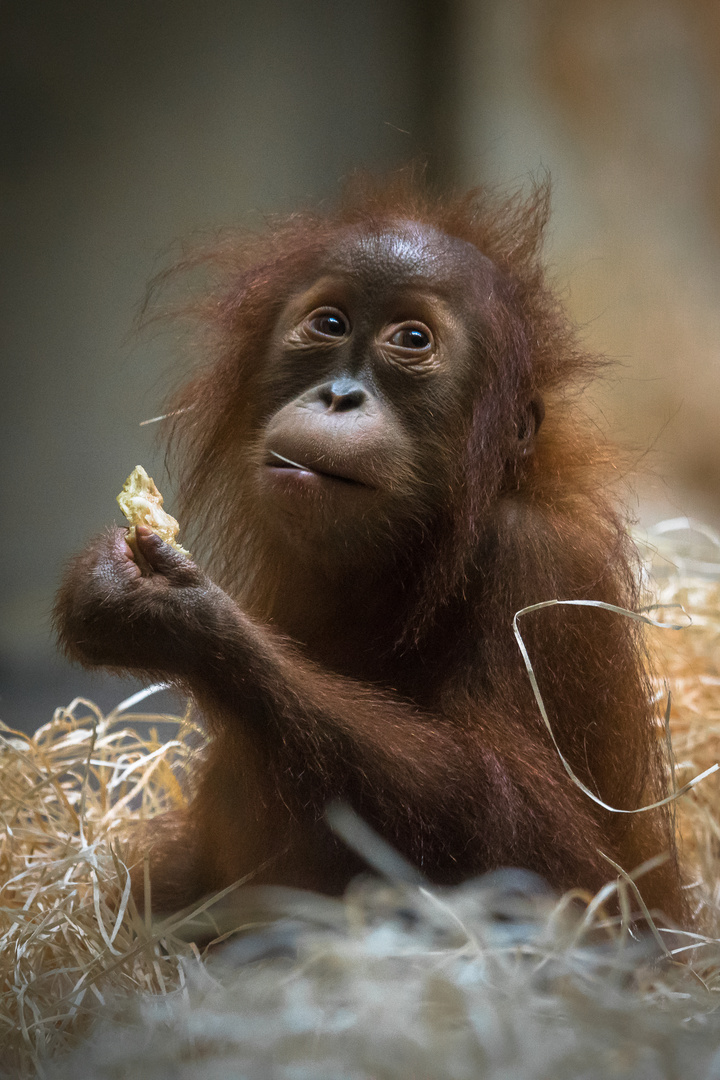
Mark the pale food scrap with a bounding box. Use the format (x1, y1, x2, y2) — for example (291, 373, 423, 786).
(117, 465, 190, 557)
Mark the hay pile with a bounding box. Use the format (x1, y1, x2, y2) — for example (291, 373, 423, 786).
(0, 691, 207, 1076)
(642, 520, 720, 928)
(1, 522, 719, 1079)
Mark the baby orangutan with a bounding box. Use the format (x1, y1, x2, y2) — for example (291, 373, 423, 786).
(54, 177, 685, 924)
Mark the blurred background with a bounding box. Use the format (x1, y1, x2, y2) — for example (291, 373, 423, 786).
(2, 0, 720, 732)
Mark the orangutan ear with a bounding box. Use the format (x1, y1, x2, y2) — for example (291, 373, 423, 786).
(517, 394, 545, 455)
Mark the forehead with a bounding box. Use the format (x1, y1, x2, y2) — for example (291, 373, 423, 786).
(326, 221, 495, 298)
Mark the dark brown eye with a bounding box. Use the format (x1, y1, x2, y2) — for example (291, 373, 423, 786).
(387, 323, 433, 352)
(307, 309, 349, 339)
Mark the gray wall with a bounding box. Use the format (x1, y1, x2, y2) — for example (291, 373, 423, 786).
(0, 0, 455, 730)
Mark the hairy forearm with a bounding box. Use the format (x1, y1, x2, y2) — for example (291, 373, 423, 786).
(185, 592, 454, 792)
(182, 595, 572, 841)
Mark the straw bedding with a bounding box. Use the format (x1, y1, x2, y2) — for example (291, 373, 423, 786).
(2, 523, 720, 1079)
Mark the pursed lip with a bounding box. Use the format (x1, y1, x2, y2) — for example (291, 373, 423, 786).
(265, 449, 368, 487)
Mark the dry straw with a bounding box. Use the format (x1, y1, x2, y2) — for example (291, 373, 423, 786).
(0, 689, 207, 1075)
(640, 519, 720, 926)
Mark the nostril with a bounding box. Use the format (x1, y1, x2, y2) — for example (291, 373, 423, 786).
(318, 378, 368, 412)
(332, 389, 366, 412)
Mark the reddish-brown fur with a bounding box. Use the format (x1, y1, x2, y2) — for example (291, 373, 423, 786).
(54, 176, 685, 923)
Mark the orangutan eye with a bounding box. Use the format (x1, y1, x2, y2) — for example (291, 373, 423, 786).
(307, 309, 349, 339)
(386, 322, 434, 354)
(392, 327, 430, 350)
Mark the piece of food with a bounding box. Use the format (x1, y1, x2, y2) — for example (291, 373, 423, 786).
(117, 465, 190, 557)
